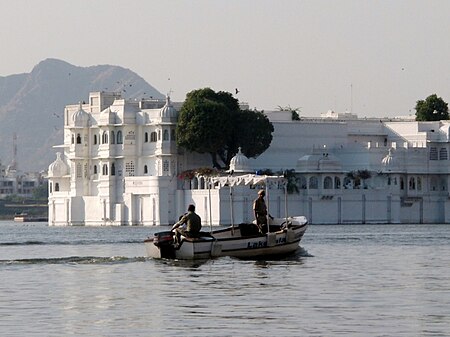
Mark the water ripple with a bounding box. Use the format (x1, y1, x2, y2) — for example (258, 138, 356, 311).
(0, 255, 147, 266)
(0, 239, 143, 246)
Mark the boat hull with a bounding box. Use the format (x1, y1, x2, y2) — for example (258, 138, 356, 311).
(14, 213, 48, 222)
(145, 216, 308, 260)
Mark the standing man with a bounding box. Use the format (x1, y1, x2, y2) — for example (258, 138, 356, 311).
(172, 204, 202, 245)
(253, 189, 272, 233)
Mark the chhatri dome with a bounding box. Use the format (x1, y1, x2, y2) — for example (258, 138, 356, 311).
(160, 95, 177, 118)
(229, 147, 250, 173)
(48, 152, 69, 177)
(72, 102, 90, 127)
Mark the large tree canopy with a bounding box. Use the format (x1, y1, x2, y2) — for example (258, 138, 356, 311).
(176, 88, 274, 169)
(415, 94, 449, 121)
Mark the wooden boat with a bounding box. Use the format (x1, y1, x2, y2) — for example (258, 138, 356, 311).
(145, 174, 308, 260)
(145, 216, 308, 259)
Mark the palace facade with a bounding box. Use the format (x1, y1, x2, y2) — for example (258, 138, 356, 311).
(47, 91, 450, 225)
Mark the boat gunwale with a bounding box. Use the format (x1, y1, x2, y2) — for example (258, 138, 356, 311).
(144, 223, 307, 244)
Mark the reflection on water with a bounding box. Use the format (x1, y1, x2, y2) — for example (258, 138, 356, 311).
(1, 222, 450, 337)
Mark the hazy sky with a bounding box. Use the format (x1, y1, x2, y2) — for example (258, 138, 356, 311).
(1, 0, 450, 118)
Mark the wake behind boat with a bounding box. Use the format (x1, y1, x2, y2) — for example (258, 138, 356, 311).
(145, 174, 308, 260)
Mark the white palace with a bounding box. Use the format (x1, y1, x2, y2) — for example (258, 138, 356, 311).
(48, 91, 450, 225)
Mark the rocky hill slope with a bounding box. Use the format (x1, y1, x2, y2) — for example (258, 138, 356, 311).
(0, 58, 164, 172)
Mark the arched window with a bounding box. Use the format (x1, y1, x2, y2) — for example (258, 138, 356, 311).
(76, 134, 82, 144)
(409, 177, 416, 190)
(117, 131, 123, 144)
(192, 177, 199, 189)
(309, 176, 318, 189)
(158, 130, 161, 140)
(111, 131, 115, 144)
(94, 134, 97, 145)
(144, 165, 148, 174)
(93, 165, 97, 174)
(171, 129, 176, 141)
(55, 183, 60, 192)
(344, 177, 351, 189)
(400, 177, 405, 190)
(102, 131, 108, 144)
(324, 176, 333, 189)
(299, 176, 307, 189)
(150, 132, 157, 142)
(163, 129, 169, 141)
(430, 177, 438, 191)
(49, 182, 52, 193)
(417, 177, 422, 191)
(199, 177, 205, 189)
(71, 134, 74, 144)
(111, 163, 115, 176)
(334, 177, 341, 189)
(145, 132, 149, 143)
(102, 164, 108, 175)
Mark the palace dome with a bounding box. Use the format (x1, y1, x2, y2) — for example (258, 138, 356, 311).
(229, 147, 250, 173)
(160, 96, 177, 118)
(72, 102, 90, 127)
(48, 152, 69, 177)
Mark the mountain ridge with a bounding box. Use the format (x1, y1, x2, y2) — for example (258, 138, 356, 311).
(0, 59, 164, 172)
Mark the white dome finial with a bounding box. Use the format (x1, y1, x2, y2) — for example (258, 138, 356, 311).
(160, 94, 177, 118)
(48, 152, 69, 177)
(72, 102, 90, 127)
(230, 147, 250, 173)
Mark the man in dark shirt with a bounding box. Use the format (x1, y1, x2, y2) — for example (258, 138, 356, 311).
(172, 204, 202, 245)
(253, 189, 271, 233)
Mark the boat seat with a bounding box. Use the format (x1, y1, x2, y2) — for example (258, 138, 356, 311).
(239, 223, 261, 237)
(239, 223, 283, 236)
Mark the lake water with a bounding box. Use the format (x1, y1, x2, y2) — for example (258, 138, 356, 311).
(1, 221, 449, 337)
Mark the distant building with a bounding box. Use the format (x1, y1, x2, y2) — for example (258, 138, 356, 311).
(320, 109, 358, 119)
(0, 159, 46, 199)
(48, 91, 450, 225)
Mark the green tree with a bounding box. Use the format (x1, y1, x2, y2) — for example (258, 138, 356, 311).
(415, 94, 449, 121)
(32, 183, 48, 200)
(177, 88, 274, 169)
(357, 169, 372, 189)
(229, 109, 274, 164)
(277, 169, 300, 194)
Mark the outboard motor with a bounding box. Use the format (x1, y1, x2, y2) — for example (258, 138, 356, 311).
(153, 231, 176, 259)
(153, 231, 174, 246)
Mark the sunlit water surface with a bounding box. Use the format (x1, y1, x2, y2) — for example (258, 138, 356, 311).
(1, 222, 449, 336)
